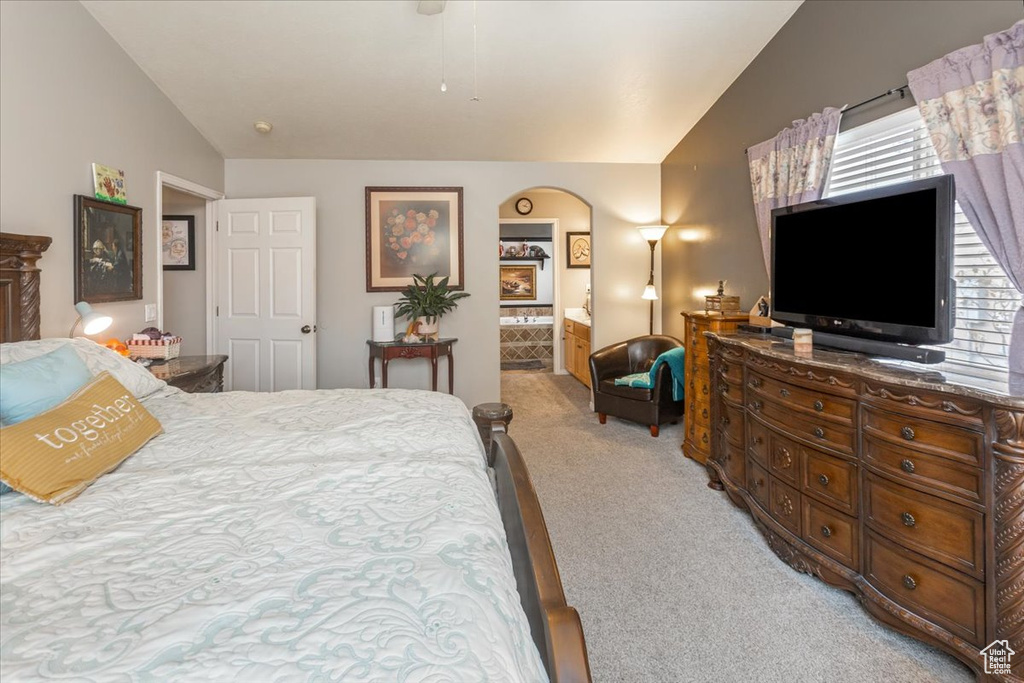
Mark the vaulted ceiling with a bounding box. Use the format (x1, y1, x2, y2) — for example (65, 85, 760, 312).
(81, 0, 802, 163)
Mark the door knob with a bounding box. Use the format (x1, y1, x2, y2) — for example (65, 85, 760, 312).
(301, 325, 313, 334)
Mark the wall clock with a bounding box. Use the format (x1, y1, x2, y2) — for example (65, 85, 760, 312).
(515, 197, 533, 215)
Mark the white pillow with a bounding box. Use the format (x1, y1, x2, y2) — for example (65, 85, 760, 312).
(0, 338, 165, 399)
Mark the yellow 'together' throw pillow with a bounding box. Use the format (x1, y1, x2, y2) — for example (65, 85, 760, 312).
(0, 371, 163, 505)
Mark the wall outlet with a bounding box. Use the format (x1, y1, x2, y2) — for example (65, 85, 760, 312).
(145, 304, 157, 322)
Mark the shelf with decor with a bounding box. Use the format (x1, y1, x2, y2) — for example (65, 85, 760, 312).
(500, 255, 550, 270)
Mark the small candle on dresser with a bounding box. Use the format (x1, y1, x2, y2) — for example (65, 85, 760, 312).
(793, 328, 813, 356)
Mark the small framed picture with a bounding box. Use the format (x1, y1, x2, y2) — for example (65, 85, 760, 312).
(500, 265, 537, 301)
(162, 215, 196, 270)
(566, 232, 591, 268)
(365, 186, 464, 292)
(74, 194, 142, 303)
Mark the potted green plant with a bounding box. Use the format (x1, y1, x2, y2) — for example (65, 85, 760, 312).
(394, 273, 470, 340)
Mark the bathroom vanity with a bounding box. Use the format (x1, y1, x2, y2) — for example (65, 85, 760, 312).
(564, 309, 591, 387)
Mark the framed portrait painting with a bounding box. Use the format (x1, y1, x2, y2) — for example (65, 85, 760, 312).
(162, 215, 195, 270)
(566, 232, 591, 269)
(74, 194, 142, 303)
(499, 265, 537, 301)
(365, 186, 464, 292)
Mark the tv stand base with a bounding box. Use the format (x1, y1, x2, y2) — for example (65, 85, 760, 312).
(769, 327, 946, 363)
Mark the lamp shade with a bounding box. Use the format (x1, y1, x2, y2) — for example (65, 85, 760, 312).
(641, 284, 659, 301)
(73, 301, 112, 336)
(637, 225, 668, 242)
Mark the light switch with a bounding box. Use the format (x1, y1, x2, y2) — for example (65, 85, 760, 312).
(145, 304, 157, 322)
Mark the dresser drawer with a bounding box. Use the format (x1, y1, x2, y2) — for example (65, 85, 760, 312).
(717, 355, 744, 387)
(748, 371, 855, 424)
(864, 473, 984, 578)
(747, 417, 769, 468)
(803, 497, 858, 570)
(768, 430, 800, 487)
(747, 457, 771, 511)
(720, 440, 746, 487)
(801, 446, 858, 515)
(691, 371, 712, 406)
(864, 435, 983, 506)
(750, 396, 856, 456)
(862, 383, 984, 430)
(720, 400, 744, 446)
(564, 318, 574, 336)
(865, 531, 985, 647)
(862, 406, 982, 467)
(769, 478, 801, 537)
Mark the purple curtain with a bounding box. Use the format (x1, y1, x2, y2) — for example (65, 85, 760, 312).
(746, 107, 843, 275)
(908, 20, 1024, 380)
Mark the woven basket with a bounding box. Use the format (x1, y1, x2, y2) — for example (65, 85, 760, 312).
(126, 336, 182, 360)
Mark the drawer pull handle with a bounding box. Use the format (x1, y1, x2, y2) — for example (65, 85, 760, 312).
(703, 408, 709, 419)
(813, 427, 825, 439)
(702, 384, 709, 395)
(749, 377, 762, 389)
(721, 363, 729, 373)
(820, 525, 833, 538)
(751, 436, 763, 446)
(901, 512, 916, 527)
(701, 433, 709, 444)
(720, 384, 729, 395)
(749, 400, 762, 412)
(692, 338, 697, 346)
(818, 473, 829, 486)
(900, 426, 916, 441)
(813, 400, 824, 412)
(780, 388, 790, 398)
(900, 458, 916, 474)
(902, 574, 917, 590)
(720, 414, 728, 425)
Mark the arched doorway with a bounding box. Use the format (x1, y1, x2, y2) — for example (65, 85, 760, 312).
(497, 188, 593, 387)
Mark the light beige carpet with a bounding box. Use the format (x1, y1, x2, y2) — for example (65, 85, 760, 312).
(501, 371, 973, 683)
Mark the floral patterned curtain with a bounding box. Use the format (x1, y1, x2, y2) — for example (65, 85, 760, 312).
(908, 20, 1024, 381)
(746, 107, 843, 275)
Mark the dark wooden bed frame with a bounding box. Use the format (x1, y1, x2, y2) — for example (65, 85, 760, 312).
(0, 231, 592, 682)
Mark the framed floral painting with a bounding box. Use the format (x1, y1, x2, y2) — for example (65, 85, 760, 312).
(365, 187, 464, 292)
(74, 194, 142, 304)
(162, 215, 195, 270)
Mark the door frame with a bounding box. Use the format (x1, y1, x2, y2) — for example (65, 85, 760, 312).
(498, 217, 562, 373)
(155, 171, 224, 354)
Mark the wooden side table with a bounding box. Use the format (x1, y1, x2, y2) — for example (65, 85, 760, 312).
(367, 338, 457, 394)
(148, 355, 228, 393)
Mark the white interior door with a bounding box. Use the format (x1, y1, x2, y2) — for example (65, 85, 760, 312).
(215, 197, 316, 391)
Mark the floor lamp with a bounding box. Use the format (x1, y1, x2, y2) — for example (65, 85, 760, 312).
(637, 225, 668, 335)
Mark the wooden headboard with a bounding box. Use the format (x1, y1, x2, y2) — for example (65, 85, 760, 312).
(0, 232, 52, 342)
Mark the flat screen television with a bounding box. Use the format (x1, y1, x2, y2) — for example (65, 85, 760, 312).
(770, 174, 955, 346)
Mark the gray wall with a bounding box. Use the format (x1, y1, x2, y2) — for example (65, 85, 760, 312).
(162, 188, 207, 355)
(0, 1, 224, 341)
(226, 159, 660, 408)
(660, 0, 1022, 341)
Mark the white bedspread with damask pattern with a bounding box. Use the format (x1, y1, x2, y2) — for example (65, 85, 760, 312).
(0, 386, 548, 682)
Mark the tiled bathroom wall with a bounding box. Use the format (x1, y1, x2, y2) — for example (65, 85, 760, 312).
(500, 306, 554, 368)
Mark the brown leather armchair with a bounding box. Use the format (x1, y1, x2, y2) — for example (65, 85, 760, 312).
(588, 335, 685, 437)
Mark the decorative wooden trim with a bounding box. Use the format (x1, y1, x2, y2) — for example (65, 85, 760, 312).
(864, 383, 983, 418)
(0, 231, 52, 342)
(747, 354, 855, 390)
(994, 410, 1024, 681)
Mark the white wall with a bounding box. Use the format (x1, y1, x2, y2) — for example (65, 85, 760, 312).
(0, 1, 224, 341)
(161, 188, 206, 355)
(226, 160, 660, 408)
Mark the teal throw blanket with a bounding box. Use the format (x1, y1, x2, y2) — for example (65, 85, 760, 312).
(613, 346, 686, 400)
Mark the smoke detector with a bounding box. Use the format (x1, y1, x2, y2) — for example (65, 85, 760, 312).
(253, 120, 273, 134)
(417, 1, 446, 15)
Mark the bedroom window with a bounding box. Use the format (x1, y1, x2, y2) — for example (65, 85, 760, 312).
(824, 106, 1015, 375)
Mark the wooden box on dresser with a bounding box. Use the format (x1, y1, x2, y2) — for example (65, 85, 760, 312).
(705, 332, 1024, 682)
(681, 311, 749, 465)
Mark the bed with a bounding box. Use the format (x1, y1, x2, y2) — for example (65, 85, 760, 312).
(0, 232, 591, 682)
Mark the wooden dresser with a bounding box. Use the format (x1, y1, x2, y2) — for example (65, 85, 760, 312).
(681, 311, 748, 464)
(706, 333, 1024, 681)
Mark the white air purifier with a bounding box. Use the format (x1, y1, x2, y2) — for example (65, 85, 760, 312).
(372, 305, 396, 342)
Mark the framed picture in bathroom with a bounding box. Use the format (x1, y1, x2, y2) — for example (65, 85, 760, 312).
(500, 265, 537, 301)
(365, 186, 464, 292)
(566, 232, 590, 268)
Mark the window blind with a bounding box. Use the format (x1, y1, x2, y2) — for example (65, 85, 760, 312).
(824, 107, 1015, 372)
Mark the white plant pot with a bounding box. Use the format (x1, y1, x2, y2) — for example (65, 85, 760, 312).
(416, 316, 440, 341)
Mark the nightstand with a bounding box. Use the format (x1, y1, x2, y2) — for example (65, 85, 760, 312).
(148, 355, 228, 393)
